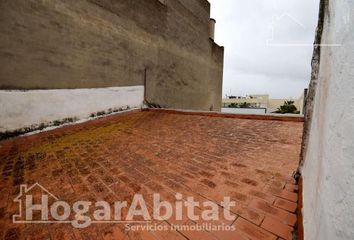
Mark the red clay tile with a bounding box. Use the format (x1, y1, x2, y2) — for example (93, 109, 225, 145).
(128, 230, 158, 240)
(101, 225, 128, 240)
(274, 198, 298, 213)
(285, 178, 297, 185)
(284, 183, 298, 192)
(233, 204, 265, 226)
(249, 190, 276, 204)
(210, 228, 249, 240)
(261, 217, 293, 240)
(179, 220, 218, 240)
(285, 213, 297, 226)
(0, 111, 303, 239)
(234, 217, 277, 240)
(152, 222, 187, 240)
(248, 199, 297, 226)
(275, 190, 298, 203)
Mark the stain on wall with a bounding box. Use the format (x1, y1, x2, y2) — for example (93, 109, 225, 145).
(0, 0, 224, 111)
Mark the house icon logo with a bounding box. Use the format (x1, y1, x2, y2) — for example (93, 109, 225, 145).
(267, 12, 342, 47)
(266, 12, 308, 47)
(13, 183, 58, 223)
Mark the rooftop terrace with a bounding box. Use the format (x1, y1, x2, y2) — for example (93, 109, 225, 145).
(0, 109, 303, 240)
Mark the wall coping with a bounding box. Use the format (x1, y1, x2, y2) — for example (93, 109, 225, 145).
(145, 108, 305, 122)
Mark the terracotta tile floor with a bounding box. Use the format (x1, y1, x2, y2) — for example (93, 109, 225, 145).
(0, 110, 303, 240)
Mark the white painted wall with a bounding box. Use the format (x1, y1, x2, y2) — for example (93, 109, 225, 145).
(0, 86, 144, 132)
(301, 1, 354, 239)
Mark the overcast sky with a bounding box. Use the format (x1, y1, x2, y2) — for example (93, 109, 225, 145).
(209, 0, 320, 99)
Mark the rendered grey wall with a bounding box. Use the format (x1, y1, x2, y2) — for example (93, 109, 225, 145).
(0, 0, 224, 111)
(301, 0, 354, 239)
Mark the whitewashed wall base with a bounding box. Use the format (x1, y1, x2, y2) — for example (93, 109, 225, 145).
(0, 86, 144, 132)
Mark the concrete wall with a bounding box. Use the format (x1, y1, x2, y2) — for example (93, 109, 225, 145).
(301, 0, 354, 239)
(0, 86, 144, 132)
(0, 0, 223, 112)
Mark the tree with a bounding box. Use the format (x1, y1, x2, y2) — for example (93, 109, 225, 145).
(239, 102, 251, 108)
(228, 103, 239, 108)
(274, 101, 300, 114)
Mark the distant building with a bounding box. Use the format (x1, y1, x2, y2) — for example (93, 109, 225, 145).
(222, 93, 305, 114)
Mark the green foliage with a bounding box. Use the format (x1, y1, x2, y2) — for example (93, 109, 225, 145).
(274, 101, 300, 114)
(239, 102, 251, 108)
(228, 103, 239, 108)
(228, 102, 252, 109)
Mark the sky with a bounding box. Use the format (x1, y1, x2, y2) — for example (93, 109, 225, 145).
(209, 0, 320, 99)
